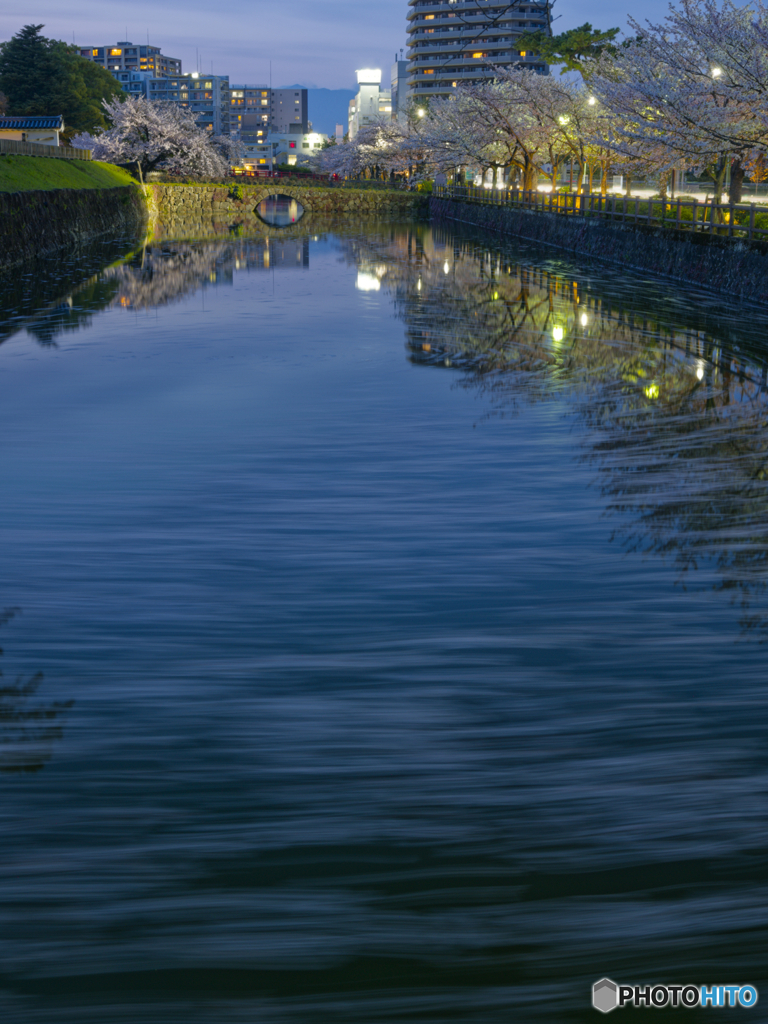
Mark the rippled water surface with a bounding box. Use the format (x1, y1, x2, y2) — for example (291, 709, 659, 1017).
(2, 220, 768, 1022)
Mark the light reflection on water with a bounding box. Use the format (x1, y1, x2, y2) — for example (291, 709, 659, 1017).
(1, 221, 768, 1021)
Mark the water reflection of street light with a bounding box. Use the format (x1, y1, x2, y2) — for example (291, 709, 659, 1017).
(443, 261, 450, 274)
(696, 360, 705, 380)
(356, 271, 380, 291)
(580, 312, 588, 326)
(644, 383, 660, 399)
(552, 325, 564, 342)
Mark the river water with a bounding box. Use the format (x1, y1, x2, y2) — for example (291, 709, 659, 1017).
(1, 216, 768, 1022)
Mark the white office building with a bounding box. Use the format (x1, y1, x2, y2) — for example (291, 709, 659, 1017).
(348, 69, 391, 140)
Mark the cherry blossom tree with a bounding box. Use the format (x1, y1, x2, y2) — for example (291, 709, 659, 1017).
(72, 96, 243, 181)
(590, 0, 768, 202)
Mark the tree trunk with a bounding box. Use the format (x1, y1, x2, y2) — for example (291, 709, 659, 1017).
(729, 158, 745, 205)
(601, 164, 608, 196)
(625, 174, 632, 197)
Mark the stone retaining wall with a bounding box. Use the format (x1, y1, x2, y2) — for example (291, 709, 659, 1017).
(0, 185, 147, 271)
(150, 183, 427, 238)
(431, 196, 768, 307)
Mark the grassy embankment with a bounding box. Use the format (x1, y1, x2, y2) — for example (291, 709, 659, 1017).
(0, 154, 135, 193)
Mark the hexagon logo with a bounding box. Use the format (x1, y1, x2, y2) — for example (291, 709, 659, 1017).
(593, 978, 618, 1013)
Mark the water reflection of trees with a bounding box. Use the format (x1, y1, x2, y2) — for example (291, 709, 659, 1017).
(102, 237, 310, 311)
(0, 239, 132, 348)
(344, 224, 768, 637)
(0, 609, 72, 773)
(0, 238, 311, 348)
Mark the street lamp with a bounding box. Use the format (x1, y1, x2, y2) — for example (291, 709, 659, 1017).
(711, 67, 723, 77)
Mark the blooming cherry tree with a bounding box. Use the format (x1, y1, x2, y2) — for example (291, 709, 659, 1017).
(72, 96, 243, 180)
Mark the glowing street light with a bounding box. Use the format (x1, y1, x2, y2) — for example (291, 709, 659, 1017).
(588, 96, 596, 105)
(712, 67, 723, 77)
(417, 108, 426, 117)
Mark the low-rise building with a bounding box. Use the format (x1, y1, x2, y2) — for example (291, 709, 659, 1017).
(238, 130, 328, 172)
(0, 115, 63, 146)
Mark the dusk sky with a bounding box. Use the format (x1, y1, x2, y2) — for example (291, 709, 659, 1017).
(0, 0, 668, 90)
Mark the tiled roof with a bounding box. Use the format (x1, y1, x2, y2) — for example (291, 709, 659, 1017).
(0, 115, 64, 130)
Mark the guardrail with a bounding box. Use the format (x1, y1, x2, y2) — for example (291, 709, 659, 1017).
(0, 138, 91, 160)
(435, 184, 768, 244)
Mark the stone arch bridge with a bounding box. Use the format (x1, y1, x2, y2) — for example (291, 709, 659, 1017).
(149, 182, 426, 239)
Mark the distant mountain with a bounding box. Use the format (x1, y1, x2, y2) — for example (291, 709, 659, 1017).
(280, 85, 355, 136)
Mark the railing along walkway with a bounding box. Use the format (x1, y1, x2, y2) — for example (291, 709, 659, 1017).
(0, 139, 91, 161)
(435, 184, 768, 244)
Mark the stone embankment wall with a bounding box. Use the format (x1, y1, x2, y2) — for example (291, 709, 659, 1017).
(431, 196, 768, 307)
(0, 186, 147, 271)
(149, 184, 427, 238)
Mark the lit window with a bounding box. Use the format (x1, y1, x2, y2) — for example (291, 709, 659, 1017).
(110, 48, 122, 55)
(423, 69, 434, 74)
(425, 14, 434, 18)
(472, 52, 486, 58)
(92, 49, 99, 56)
(204, 81, 212, 88)
(519, 50, 527, 57)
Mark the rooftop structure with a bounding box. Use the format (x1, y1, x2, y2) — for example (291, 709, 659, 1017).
(406, 0, 551, 100)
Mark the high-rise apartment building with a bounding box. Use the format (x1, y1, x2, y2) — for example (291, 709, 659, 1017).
(79, 42, 182, 78)
(406, 0, 551, 100)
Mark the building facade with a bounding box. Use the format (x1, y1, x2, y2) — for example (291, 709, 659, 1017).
(406, 0, 551, 100)
(348, 70, 391, 139)
(0, 115, 63, 145)
(390, 59, 411, 120)
(147, 74, 231, 134)
(230, 87, 309, 141)
(79, 42, 182, 78)
(238, 130, 327, 171)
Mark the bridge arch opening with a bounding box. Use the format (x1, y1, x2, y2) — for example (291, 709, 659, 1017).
(256, 194, 305, 227)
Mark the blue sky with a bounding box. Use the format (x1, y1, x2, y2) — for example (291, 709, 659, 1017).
(0, 0, 666, 90)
